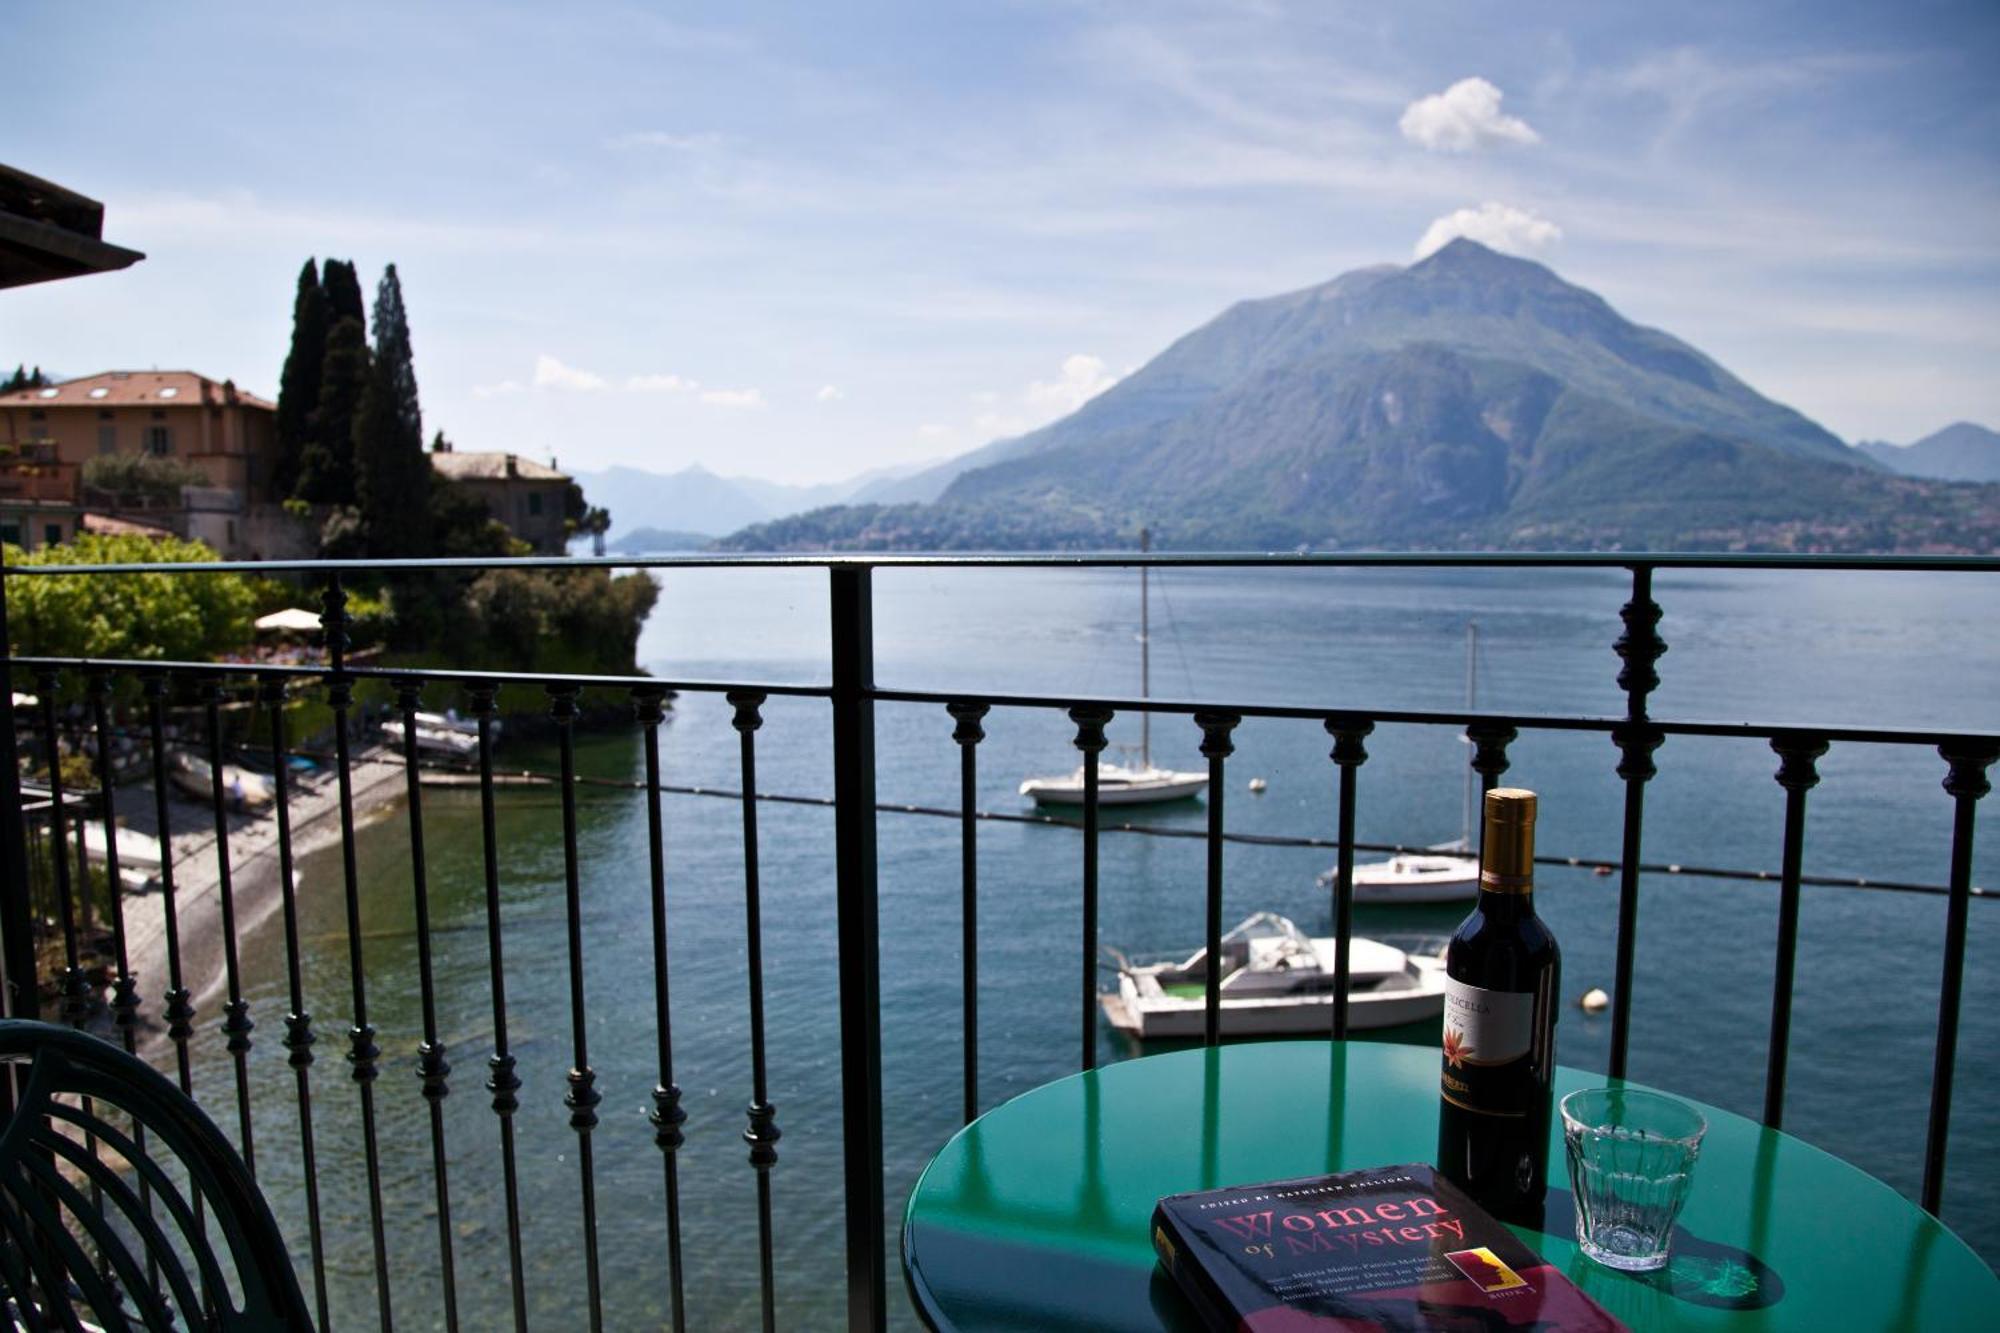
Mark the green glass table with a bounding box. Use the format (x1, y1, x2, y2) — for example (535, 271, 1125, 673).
(902, 1041, 1995, 1330)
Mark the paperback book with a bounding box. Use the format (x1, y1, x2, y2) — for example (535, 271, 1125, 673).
(1151, 1163, 1625, 1331)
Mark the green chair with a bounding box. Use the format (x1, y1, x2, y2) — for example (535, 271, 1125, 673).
(0, 1018, 312, 1331)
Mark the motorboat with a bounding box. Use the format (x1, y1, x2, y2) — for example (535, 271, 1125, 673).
(1100, 912, 1447, 1039)
(1020, 760, 1208, 806)
(169, 751, 275, 811)
(1319, 621, 1485, 904)
(414, 708, 499, 740)
(382, 717, 481, 760)
(1021, 529, 1206, 807)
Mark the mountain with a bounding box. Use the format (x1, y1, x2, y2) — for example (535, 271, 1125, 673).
(720, 241, 1997, 553)
(570, 459, 934, 540)
(1857, 423, 2000, 483)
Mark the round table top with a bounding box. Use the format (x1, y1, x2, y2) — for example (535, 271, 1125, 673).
(902, 1041, 1995, 1331)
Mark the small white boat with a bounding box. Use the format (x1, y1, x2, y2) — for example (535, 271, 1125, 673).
(414, 708, 498, 740)
(1021, 529, 1207, 807)
(80, 822, 165, 893)
(1320, 622, 1487, 904)
(1100, 911, 1447, 1039)
(382, 718, 480, 760)
(1020, 761, 1209, 806)
(169, 751, 275, 811)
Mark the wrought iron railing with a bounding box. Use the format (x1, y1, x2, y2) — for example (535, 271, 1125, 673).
(0, 551, 1994, 1332)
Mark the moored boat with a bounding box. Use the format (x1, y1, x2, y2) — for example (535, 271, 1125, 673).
(1100, 911, 1446, 1039)
(382, 717, 481, 760)
(169, 751, 276, 811)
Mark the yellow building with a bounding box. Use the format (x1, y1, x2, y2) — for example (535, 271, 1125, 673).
(430, 448, 573, 554)
(0, 369, 278, 551)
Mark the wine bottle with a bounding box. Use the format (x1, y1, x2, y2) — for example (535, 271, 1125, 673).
(1436, 787, 1560, 1223)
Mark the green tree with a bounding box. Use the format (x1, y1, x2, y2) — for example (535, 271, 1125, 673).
(4, 533, 255, 661)
(353, 264, 432, 555)
(3, 365, 49, 393)
(273, 259, 327, 497)
(295, 317, 367, 506)
(321, 258, 365, 330)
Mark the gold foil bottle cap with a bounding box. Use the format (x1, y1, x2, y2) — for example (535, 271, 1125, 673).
(1480, 788, 1537, 892)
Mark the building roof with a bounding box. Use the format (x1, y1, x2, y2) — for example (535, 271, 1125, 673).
(0, 371, 275, 412)
(429, 450, 569, 482)
(0, 164, 144, 291)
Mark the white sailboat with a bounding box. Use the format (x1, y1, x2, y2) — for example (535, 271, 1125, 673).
(1323, 621, 1483, 903)
(1020, 530, 1208, 806)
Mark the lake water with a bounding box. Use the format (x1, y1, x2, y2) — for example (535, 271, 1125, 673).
(192, 564, 1999, 1329)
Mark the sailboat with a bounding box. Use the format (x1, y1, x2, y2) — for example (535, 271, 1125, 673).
(1322, 621, 1483, 903)
(1019, 530, 1208, 806)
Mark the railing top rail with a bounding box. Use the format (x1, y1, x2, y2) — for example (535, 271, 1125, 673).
(10, 654, 1993, 748)
(3, 551, 1997, 576)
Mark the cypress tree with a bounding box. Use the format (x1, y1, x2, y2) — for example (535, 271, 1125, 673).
(273, 259, 327, 497)
(353, 265, 433, 555)
(322, 259, 365, 332)
(295, 317, 366, 506)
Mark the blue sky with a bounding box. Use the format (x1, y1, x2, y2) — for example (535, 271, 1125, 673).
(7, 1, 1998, 483)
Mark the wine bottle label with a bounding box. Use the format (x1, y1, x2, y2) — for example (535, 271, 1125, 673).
(1440, 979, 1537, 1117)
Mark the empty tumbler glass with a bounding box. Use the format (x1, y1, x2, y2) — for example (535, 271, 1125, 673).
(1561, 1087, 1706, 1272)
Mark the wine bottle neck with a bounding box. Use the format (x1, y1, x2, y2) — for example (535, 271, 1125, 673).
(1475, 884, 1537, 918)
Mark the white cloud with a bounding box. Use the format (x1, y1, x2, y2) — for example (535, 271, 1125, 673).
(1399, 77, 1539, 153)
(533, 355, 609, 391)
(698, 387, 765, 409)
(471, 379, 524, 399)
(816, 384, 844, 402)
(1025, 354, 1119, 415)
(1415, 202, 1562, 260)
(627, 372, 698, 393)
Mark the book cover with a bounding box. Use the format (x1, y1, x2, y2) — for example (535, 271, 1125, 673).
(1151, 1163, 1625, 1332)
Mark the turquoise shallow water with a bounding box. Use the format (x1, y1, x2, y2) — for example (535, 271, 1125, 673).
(189, 564, 1998, 1328)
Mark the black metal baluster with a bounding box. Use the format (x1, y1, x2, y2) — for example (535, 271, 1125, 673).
(1763, 734, 1827, 1130)
(1195, 713, 1239, 1048)
(829, 565, 885, 1333)
(84, 673, 139, 1049)
(633, 685, 685, 1333)
(1069, 706, 1112, 1072)
(0, 571, 36, 1020)
(730, 690, 781, 1333)
(200, 678, 256, 1173)
(34, 672, 86, 1027)
(395, 679, 460, 1333)
(948, 702, 989, 1123)
(1324, 716, 1372, 1041)
(1466, 722, 1515, 798)
(1608, 565, 1666, 1080)
(143, 674, 196, 1099)
(1921, 741, 1997, 1213)
(468, 683, 529, 1333)
(547, 684, 604, 1333)
(321, 579, 395, 1333)
(261, 677, 330, 1330)
(88, 671, 158, 1296)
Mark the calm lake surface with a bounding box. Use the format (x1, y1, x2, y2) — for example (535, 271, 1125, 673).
(192, 564, 1999, 1329)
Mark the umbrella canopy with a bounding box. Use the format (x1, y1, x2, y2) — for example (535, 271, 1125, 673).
(254, 607, 322, 634)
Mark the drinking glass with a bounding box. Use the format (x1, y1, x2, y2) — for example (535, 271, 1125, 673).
(1561, 1087, 1706, 1272)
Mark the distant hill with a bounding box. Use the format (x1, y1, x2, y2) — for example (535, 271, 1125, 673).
(720, 241, 1998, 553)
(604, 526, 717, 553)
(1857, 423, 2000, 483)
(571, 460, 934, 538)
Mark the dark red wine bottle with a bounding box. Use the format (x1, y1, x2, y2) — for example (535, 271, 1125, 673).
(1436, 787, 1560, 1223)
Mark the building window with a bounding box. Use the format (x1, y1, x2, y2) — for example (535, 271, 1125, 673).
(0, 525, 18, 547)
(527, 490, 544, 517)
(98, 425, 117, 455)
(43, 524, 61, 548)
(147, 426, 173, 457)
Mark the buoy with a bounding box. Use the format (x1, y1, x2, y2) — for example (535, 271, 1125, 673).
(1579, 987, 1610, 1014)
(1592, 864, 1613, 877)
(1247, 777, 1268, 794)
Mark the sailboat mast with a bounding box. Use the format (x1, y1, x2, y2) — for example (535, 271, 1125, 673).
(1463, 619, 1478, 844)
(1140, 526, 1151, 770)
